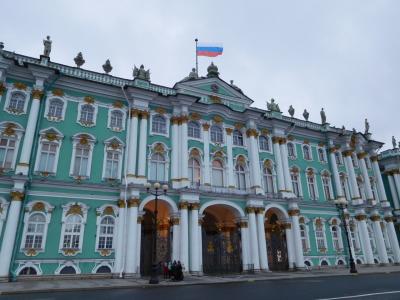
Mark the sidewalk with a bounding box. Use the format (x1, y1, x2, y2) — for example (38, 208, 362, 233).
(1, 265, 399, 295)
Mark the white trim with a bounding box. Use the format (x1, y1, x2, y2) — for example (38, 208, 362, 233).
(232, 128, 247, 148)
(234, 154, 250, 190)
(264, 203, 289, 219)
(0, 197, 10, 240)
(0, 121, 24, 171)
(306, 168, 319, 200)
(317, 147, 327, 163)
(3, 85, 31, 115)
(149, 112, 170, 137)
(95, 208, 117, 256)
(69, 133, 96, 179)
(147, 142, 170, 182)
(77, 102, 98, 127)
(139, 194, 178, 213)
(16, 262, 43, 276)
(290, 166, 303, 197)
(262, 159, 277, 194)
(314, 218, 328, 252)
(199, 200, 245, 217)
(101, 137, 125, 181)
(107, 108, 126, 132)
(34, 127, 64, 175)
(287, 141, 296, 159)
(187, 120, 203, 141)
(211, 154, 226, 187)
(209, 123, 225, 146)
(92, 262, 113, 274)
(302, 144, 313, 161)
(55, 262, 81, 275)
(258, 135, 273, 153)
(319, 258, 330, 266)
(44, 96, 67, 122)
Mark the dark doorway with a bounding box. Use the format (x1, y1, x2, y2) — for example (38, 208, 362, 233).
(265, 212, 289, 271)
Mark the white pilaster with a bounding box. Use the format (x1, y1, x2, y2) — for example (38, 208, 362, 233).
(272, 138, 285, 192)
(226, 128, 235, 188)
(189, 203, 200, 273)
(171, 117, 180, 186)
(202, 124, 211, 185)
(343, 151, 361, 199)
(179, 202, 189, 272)
(290, 208, 305, 268)
(240, 220, 250, 270)
(137, 111, 148, 180)
(356, 214, 374, 264)
(180, 116, 189, 188)
(125, 198, 139, 275)
(198, 220, 203, 273)
(172, 217, 180, 262)
(0, 192, 24, 278)
(136, 214, 143, 273)
(371, 157, 388, 201)
(329, 148, 345, 199)
(393, 173, 400, 202)
(280, 140, 292, 192)
(114, 200, 126, 275)
(358, 153, 374, 201)
(127, 111, 139, 178)
(385, 218, 400, 263)
(256, 208, 269, 271)
(285, 224, 296, 269)
(388, 175, 400, 210)
(370, 215, 389, 264)
(247, 208, 260, 270)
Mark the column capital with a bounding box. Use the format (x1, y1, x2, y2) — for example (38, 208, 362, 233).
(127, 198, 140, 207)
(357, 152, 368, 159)
(0, 82, 6, 95)
(255, 207, 265, 214)
(288, 208, 300, 216)
(385, 216, 395, 223)
(202, 123, 210, 131)
(238, 221, 248, 228)
(225, 127, 234, 135)
(117, 199, 126, 208)
(370, 215, 381, 222)
(179, 201, 189, 210)
(10, 191, 24, 201)
(282, 222, 292, 229)
(246, 128, 258, 138)
(370, 155, 379, 162)
(171, 116, 180, 125)
(246, 206, 256, 214)
(180, 115, 189, 124)
(130, 108, 140, 118)
(278, 137, 287, 145)
(171, 217, 180, 225)
(137, 215, 144, 224)
(355, 214, 367, 221)
(139, 110, 149, 119)
(189, 202, 200, 210)
(328, 147, 337, 154)
(272, 136, 281, 144)
(342, 149, 353, 157)
(31, 89, 44, 100)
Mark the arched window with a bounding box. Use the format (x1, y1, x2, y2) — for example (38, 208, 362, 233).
(62, 215, 83, 249)
(210, 125, 223, 143)
(0, 136, 16, 169)
(152, 115, 167, 134)
(110, 110, 123, 130)
(303, 145, 312, 160)
(291, 168, 301, 196)
(212, 159, 224, 187)
(304, 261, 312, 267)
(19, 267, 37, 275)
(235, 163, 246, 190)
(320, 260, 329, 266)
(259, 136, 270, 151)
(322, 173, 333, 200)
(188, 157, 201, 185)
(59, 266, 76, 275)
(263, 164, 274, 193)
(149, 153, 166, 181)
(80, 104, 95, 123)
(300, 224, 309, 252)
(24, 213, 46, 250)
(337, 259, 345, 265)
(38, 142, 58, 173)
(307, 169, 317, 200)
(8, 92, 26, 112)
(331, 226, 341, 251)
(72, 144, 90, 176)
(318, 148, 326, 162)
(96, 265, 111, 273)
(188, 121, 200, 138)
(105, 150, 120, 179)
(233, 130, 244, 146)
(315, 220, 326, 251)
(287, 142, 296, 158)
(97, 216, 115, 250)
(48, 99, 64, 118)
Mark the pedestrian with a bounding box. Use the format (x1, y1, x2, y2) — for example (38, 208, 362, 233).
(163, 261, 168, 279)
(167, 261, 172, 279)
(177, 261, 184, 281)
(171, 260, 177, 281)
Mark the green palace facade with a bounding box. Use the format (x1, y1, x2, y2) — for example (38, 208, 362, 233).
(0, 37, 399, 281)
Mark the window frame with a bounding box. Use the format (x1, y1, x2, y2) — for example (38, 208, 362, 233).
(0, 122, 24, 171)
(101, 138, 124, 181)
(107, 108, 126, 132)
(302, 144, 312, 161)
(150, 113, 170, 137)
(314, 219, 327, 252)
(77, 102, 98, 127)
(188, 156, 201, 186)
(232, 129, 245, 147)
(306, 169, 319, 200)
(188, 121, 201, 140)
(287, 142, 296, 159)
(44, 96, 67, 122)
(211, 158, 225, 187)
(321, 171, 334, 201)
(34, 128, 64, 175)
(317, 147, 327, 163)
(4, 87, 30, 115)
(259, 135, 272, 152)
(290, 167, 303, 197)
(262, 160, 276, 194)
(69, 134, 96, 179)
(210, 125, 224, 144)
(147, 142, 170, 183)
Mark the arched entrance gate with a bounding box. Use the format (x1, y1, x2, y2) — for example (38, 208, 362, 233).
(201, 204, 243, 274)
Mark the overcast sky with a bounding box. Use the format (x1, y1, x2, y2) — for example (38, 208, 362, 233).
(2, 1, 399, 150)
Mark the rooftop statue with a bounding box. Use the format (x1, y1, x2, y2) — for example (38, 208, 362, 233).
(207, 62, 220, 78)
(392, 136, 397, 149)
(188, 68, 198, 80)
(133, 64, 150, 81)
(102, 59, 113, 74)
(320, 108, 326, 124)
(364, 118, 370, 134)
(266, 98, 280, 112)
(74, 52, 85, 68)
(288, 105, 295, 117)
(43, 36, 52, 57)
(341, 125, 346, 135)
(303, 109, 309, 121)
(229, 80, 242, 93)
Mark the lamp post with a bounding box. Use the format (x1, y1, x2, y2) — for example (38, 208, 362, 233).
(144, 182, 168, 284)
(334, 198, 357, 274)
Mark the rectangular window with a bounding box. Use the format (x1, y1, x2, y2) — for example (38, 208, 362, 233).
(73, 146, 90, 176)
(212, 169, 224, 187)
(291, 174, 300, 196)
(0, 138, 16, 169)
(105, 151, 119, 179)
(38, 142, 57, 172)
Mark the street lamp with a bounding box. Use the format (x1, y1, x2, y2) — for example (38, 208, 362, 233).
(144, 182, 168, 284)
(334, 198, 357, 274)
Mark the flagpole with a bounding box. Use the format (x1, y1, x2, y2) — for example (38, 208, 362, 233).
(195, 38, 199, 76)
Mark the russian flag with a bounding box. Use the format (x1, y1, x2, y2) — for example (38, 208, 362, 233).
(196, 43, 223, 57)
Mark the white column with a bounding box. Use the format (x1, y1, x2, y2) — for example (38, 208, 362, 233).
(393, 173, 400, 201)
(202, 124, 211, 185)
(280, 140, 292, 192)
(171, 117, 180, 182)
(179, 202, 189, 272)
(343, 151, 361, 199)
(356, 214, 374, 264)
(358, 153, 374, 200)
(290, 209, 305, 268)
(226, 129, 235, 188)
(388, 175, 400, 210)
(0, 192, 23, 278)
(371, 215, 389, 264)
(16, 90, 42, 175)
(272, 137, 285, 192)
(385, 217, 400, 263)
(127, 111, 139, 176)
(198, 221, 203, 273)
(329, 148, 345, 199)
(136, 215, 142, 274)
(172, 217, 180, 262)
(285, 224, 296, 269)
(247, 130, 262, 191)
(114, 200, 126, 274)
(137, 111, 148, 178)
(180, 116, 189, 187)
(240, 221, 250, 270)
(189, 203, 200, 272)
(256, 208, 269, 270)
(371, 156, 388, 201)
(247, 208, 260, 270)
(125, 199, 139, 275)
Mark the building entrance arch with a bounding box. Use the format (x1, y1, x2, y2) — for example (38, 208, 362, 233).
(201, 203, 243, 274)
(265, 208, 289, 271)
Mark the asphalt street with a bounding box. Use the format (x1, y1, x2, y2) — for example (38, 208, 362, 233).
(2, 273, 400, 300)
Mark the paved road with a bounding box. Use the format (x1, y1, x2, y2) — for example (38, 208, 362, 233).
(2, 273, 400, 300)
